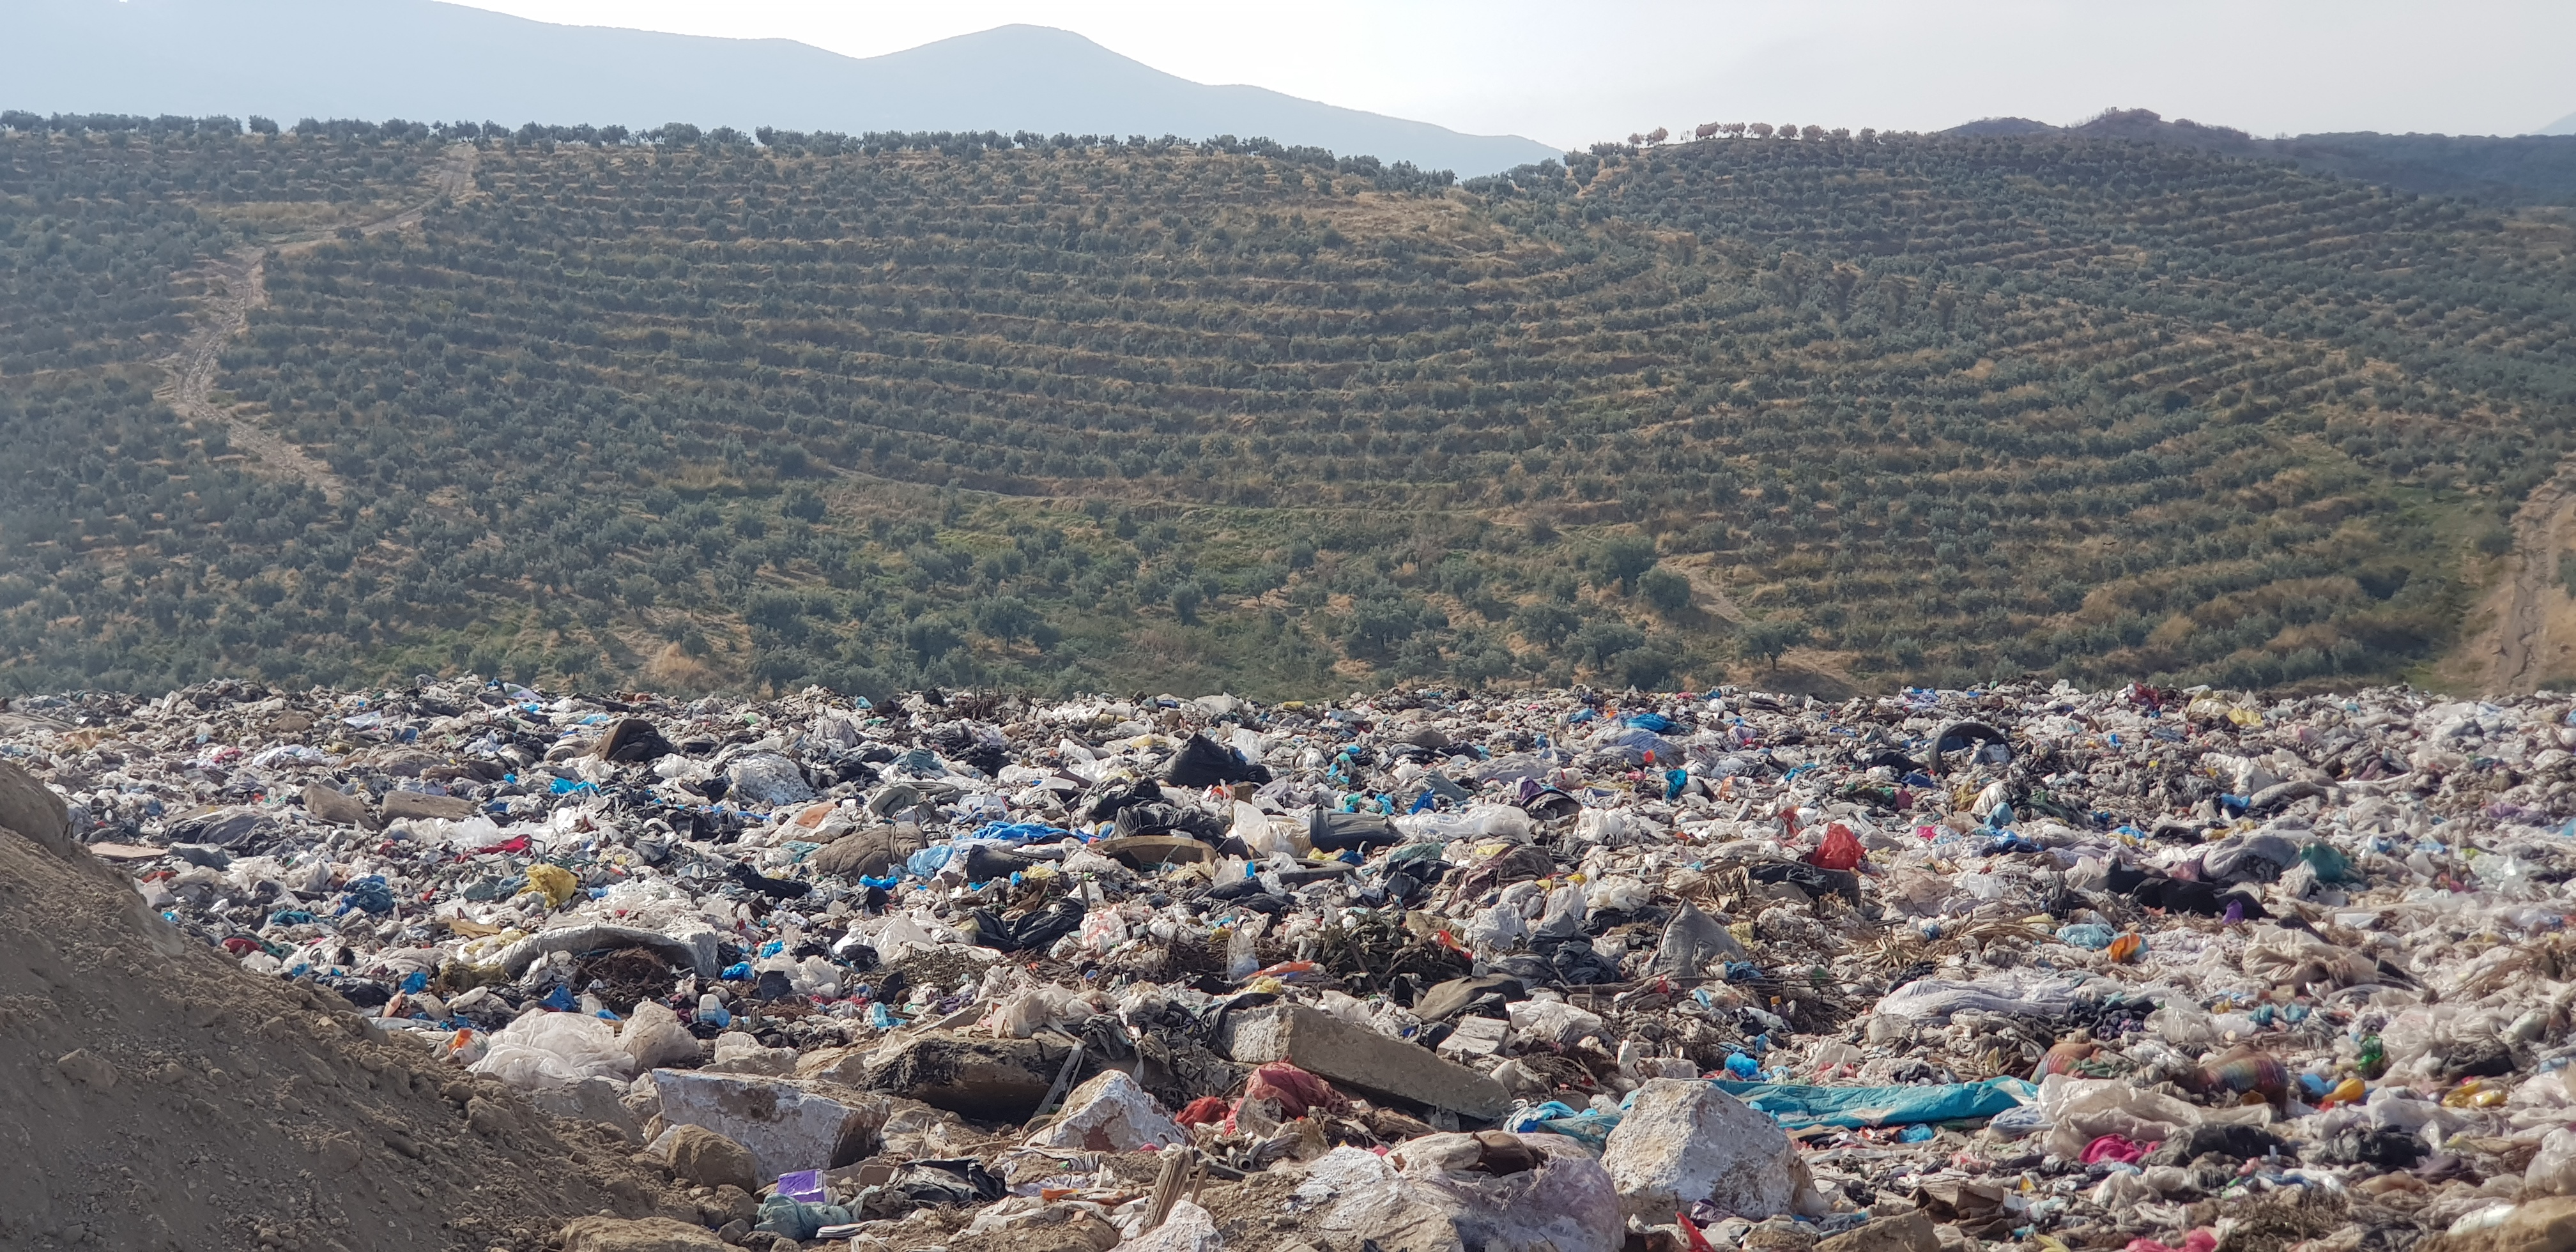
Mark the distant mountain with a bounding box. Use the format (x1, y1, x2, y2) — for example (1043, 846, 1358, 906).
(2543, 111, 2576, 137)
(7, 1, 1558, 176)
(1946, 108, 2576, 204)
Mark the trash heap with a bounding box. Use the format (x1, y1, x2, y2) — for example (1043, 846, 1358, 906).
(10, 676, 2576, 1252)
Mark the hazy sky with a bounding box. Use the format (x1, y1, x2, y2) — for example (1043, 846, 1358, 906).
(456, 0, 2576, 147)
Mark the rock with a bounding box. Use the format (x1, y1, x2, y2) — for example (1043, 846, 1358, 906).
(864, 1030, 1075, 1120)
(1025, 1071, 1188, 1153)
(1818, 1212, 1941, 1252)
(706, 1031, 798, 1076)
(0, 760, 78, 859)
(1123, 1198, 1223, 1252)
(1218, 1004, 1510, 1119)
(652, 1069, 885, 1183)
(56, 1048, 118, 1090)
(724, 752, 817, 808)
(530, 1074, 645, 1142)
(301, 782, 376, 828)
(662, 1123, 759, 1192)
(380, 790, 477, 822)
(558, 1215, 728, 1252)
(1600, 1078, 1799, 1222)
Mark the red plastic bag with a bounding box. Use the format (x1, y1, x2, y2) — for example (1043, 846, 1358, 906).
(1805, 823, 1864, 871)
(1241, 1061, 1347, 1119)
(1174, 1096, 1231, 1127)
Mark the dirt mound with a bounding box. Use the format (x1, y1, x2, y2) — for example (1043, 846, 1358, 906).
(0, 764, 689, 1252)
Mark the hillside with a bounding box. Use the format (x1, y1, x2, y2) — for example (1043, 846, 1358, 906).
(3, 115, 2573, 701)
(10, 2, 1556, 178)
(1949, 109, 2576, 206)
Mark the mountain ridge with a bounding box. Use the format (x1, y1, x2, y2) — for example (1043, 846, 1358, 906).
(7, 3, 1558, 176)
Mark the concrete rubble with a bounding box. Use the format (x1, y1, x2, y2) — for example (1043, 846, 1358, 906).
(12, 675, 2576, 1249)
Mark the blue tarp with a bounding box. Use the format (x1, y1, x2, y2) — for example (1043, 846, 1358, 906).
(1710, 1076, 2037, 1129)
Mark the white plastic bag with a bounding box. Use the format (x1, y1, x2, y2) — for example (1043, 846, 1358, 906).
(471, 1011, 633, 1089)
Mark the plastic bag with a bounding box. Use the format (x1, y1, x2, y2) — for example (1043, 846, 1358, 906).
(1233, 802, 1296, 859)
(470, 1011, 632, 1089)
(2528, 1128, 2576, 1197)
(1805, 823, 1864, 871)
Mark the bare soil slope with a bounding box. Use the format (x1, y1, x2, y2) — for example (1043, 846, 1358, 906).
(0, 763, 683, 1252)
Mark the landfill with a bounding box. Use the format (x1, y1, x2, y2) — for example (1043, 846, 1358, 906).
(8, 676, 2576, 1252)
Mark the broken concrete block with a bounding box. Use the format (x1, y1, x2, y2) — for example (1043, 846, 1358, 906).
(1600, 1078, 1799, 1221)
(1218, 1004, 1508, 1120)
(1024, 1071, 1188, 1153)
(1436, 1015, 1508, 1062)
(1320, 1131, 1621, 1252)
(862, 1030, 1075, 1121)
(706, 1031, 797, 1076)
(651, 1070, 884, 1184)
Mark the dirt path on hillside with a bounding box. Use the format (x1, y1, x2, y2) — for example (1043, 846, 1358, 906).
(2456, 454, 2576, 694)
(157, 144, 477, 505)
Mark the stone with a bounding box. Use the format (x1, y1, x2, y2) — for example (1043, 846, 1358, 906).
(56, 1048, 118, 1090)
(706, 1031, 799, 1076)
(1818, 1212, 1941, 1252)
(863, 1030, 1076, 1120)
(652, 1069, 885, 1183)
(1317, 1133, 1622, 1252)
(1600, 1078, 1800, 1222)
(1218, 1004, 1509, 1119)
(530, 1074, 645, 1142)
(558, 1215, 728, 1252)
(1121, 1198, 1223, 1252)
(380, 790, 477, 822)
(0, 760, 77, 859)
(663, 1123, 759, 1192)
(1025, 1071, 1188, 1153)
(302, 782, 376, 828)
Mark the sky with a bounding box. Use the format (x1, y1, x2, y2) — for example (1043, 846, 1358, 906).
(453, 0, 2576, 147)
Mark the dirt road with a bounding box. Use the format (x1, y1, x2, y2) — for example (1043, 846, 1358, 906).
(157, 144, 477, 504)
(2458, 454, 2576, 693)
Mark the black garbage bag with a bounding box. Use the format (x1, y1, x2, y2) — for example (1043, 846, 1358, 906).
(1165, 733, 1271, 787)
(893, 1159, 1004, 1207)
(956, 843, 1041, 883)
(2105, 864, 2269, 918)
(726, 860, 812, 899)
(2312, 1129, 2421, 1168)
(1747, 860, 1862, 903)
(1540, 936, 1619, 985)
(964, 896, 1087, 953)
(1081, 778, 1169, 824)
(2143, 1124, 2290, 1165)
(1114, 801, 1227, 841)
(1310, 810, 1400, 853)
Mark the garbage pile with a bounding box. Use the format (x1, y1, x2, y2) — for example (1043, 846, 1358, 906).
(9, 676, 2576, 1252)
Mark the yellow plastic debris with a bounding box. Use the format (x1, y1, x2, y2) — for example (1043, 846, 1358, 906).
(521, 862, 580, 908)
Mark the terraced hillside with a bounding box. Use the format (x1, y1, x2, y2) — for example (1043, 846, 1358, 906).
(3, 114, 2572, 699)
